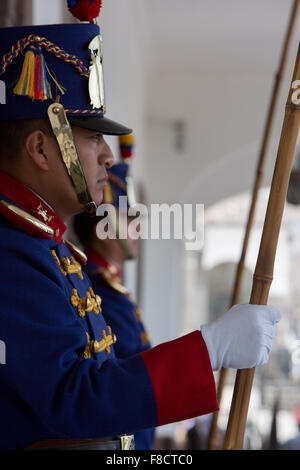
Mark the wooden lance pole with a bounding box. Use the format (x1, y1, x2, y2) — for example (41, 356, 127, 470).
(223, 43, 300, 450)
(206, 0, 300, 450)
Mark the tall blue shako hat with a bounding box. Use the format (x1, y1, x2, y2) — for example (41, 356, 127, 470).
(0, 0, 132, 215)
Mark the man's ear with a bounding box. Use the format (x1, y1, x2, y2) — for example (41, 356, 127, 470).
(24, 130, 49, 171)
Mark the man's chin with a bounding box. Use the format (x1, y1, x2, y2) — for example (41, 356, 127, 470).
(91, 190, 104, 208)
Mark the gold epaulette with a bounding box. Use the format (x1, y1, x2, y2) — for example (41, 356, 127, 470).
(0, 199, 54, 235)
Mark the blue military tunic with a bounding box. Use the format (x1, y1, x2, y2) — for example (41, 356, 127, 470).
(83, 249, 154, 449)
(0, 172, 218, 450)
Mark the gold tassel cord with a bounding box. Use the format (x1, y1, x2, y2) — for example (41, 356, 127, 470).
(13, 49, 36, 99)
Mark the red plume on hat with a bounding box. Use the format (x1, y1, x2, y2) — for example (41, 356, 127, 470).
(67, 0, 102, 22)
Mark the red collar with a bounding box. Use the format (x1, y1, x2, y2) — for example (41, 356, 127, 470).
(85, 248, 122, 278)
(0, 172, 66, 243)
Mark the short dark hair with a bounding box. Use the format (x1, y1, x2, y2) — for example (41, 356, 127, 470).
(0, 119, 52, 160)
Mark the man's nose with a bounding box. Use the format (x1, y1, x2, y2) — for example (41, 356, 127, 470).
(99, 139, 114, 168)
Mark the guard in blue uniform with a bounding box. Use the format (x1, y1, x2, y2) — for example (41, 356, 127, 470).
(0, 0, 280, 451)
(73, 134, 154, 449)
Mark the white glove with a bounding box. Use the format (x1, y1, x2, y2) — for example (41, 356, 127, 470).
(200, 304, 281, 371)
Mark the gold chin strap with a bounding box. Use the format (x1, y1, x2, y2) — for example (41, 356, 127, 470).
(47, 102, 97, 216)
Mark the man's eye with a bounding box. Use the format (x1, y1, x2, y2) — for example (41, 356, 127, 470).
(91, 134, 103, 141)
